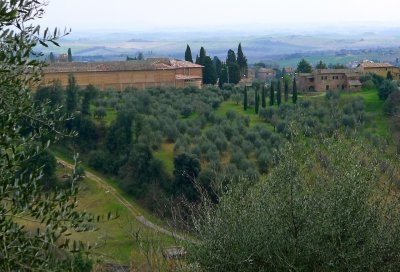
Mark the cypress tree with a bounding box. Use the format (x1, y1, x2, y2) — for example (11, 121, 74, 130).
(244, 86, 248, 111)
(261, 85, 266, 108)
(199, 47, 206, 65)
(66, 74, 78, 114)
(277, 80, 282, 106)
(67, 48, 72, 62)
(219, 63, 228, 88)
(213, 56, 222, 79)
(270, 81, 275, 106)
(203, 56, 217, 85)
(237, 43, 248, 78)
(226, 49, 237, 63)
(387, 71, 393, 80)
(284, 78, 289, 102)
(255, 88, 260, 114)
(226, 50, 240, 85)
(293, 77, 298, 104)
(185, 44, 193, 63)
(81, 91, 91, 116)
(49, 52, 55, 63)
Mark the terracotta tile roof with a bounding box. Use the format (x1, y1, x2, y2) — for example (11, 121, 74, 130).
(359, 62, 394, 68)
(43, 59, 203, 73)
(258, 68, 274, 73)
(317, 69, 360, 75)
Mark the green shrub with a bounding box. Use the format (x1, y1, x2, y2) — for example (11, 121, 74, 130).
(189, 136, 400, 271)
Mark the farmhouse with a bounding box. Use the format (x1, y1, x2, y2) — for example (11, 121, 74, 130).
(255, 68, 276, 81)
(358, 62, 400, 80)
(41, 58, 203, 91)
(297, 69, 362, 92)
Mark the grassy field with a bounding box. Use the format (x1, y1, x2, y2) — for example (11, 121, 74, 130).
(342, 88, 391, 139)
(49, 148, 185, 267)
(154, 143, 175, 175)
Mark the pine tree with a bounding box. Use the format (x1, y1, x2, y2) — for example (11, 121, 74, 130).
(255, 88, 260, 114)
(316, 60, 327, 69)
(270, 81, 275, 106)
(297, 59, 312, 73)
(284, 78, 289, 102)
(67, 48, 73, 62)
(261, 85, 266, 108)
(293, 77, 298, 104)
(137, 52, 144, 60)
(237, 43, 248, 78)
(195, 55, 199, 64)
(244, 86, 248, 111)
(185, 44, 193, 63)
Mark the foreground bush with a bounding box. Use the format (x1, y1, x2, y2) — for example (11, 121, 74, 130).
(189, 135, 400, 271)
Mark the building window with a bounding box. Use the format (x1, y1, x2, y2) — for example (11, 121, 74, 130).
(326, 85, 329, 90)
(342, 85, 345, 90)
(321, 76, 324, 80)
(325, 76, 328, 80)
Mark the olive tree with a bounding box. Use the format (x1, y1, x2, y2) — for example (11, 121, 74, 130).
(0, 1, 94, 270)
(188, 135, 400, 271)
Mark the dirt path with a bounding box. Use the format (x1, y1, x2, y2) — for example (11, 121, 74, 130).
(57, 158, 187, 241)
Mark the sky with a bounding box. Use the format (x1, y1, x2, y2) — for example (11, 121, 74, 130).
(40, 0, 400, 33)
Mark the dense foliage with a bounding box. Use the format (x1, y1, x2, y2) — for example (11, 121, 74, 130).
(296, 59, 313, 73)
(37, 76, 379, 212)
(0, 1, 94, 270)
(188, 136, 400, 271)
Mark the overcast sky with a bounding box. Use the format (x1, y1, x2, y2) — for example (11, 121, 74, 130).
(40, 0, 400, 33)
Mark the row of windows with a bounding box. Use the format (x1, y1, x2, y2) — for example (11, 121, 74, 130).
(320, 75, 345, 80)
(326, 84, 346, 90)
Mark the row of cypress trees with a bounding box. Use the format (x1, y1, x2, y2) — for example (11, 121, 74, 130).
(243, 77, 298, 113)
(185, 44, 248, 86)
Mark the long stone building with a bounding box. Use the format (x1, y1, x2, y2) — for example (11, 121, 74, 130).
(297, 69, 362, 92)
(41, 58, 203, 91)
(357, 62, 400, 80)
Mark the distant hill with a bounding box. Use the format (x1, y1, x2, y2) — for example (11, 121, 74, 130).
(127, 38, 152, 42)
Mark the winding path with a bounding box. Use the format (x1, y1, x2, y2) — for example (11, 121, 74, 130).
(57, 158, 187, 241)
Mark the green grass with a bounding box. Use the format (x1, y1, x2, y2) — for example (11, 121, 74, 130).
(341, 88, 391, 139)
(182, 112, 198, 121)
(52, 146, 175, 229)
(154, 143, 175, 175)
(104, 108, 117, 125)
(20, 161, 181, 267)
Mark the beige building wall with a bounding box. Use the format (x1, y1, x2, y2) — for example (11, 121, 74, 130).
(41, 67, 203, 91)
(314, 74, 347, 91)
(362, 67, 400, 80)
